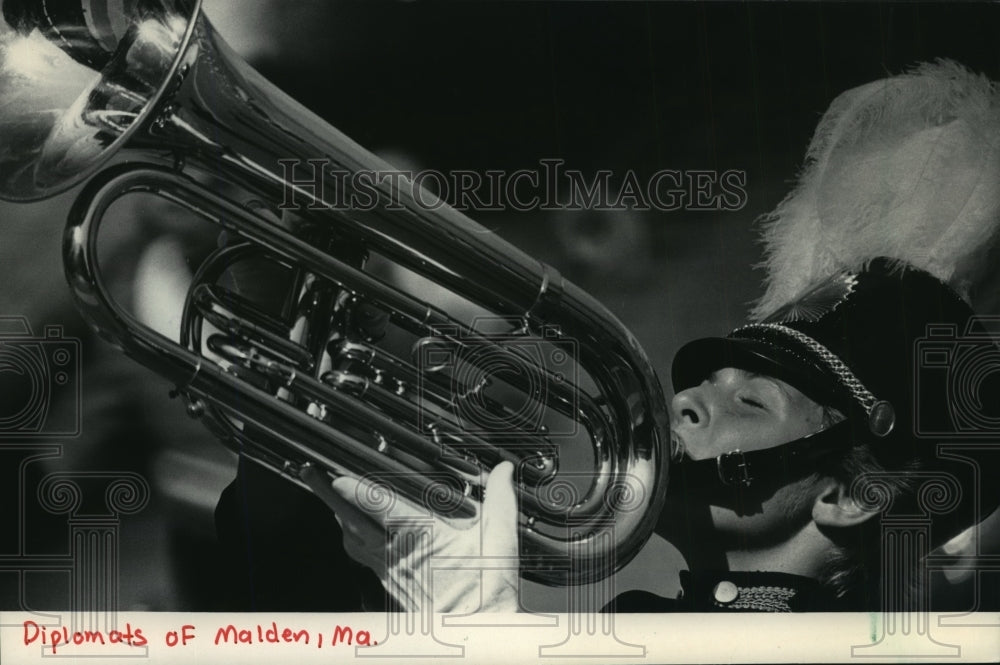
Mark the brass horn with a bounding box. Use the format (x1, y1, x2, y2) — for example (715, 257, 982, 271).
(0, 0, 669, 584)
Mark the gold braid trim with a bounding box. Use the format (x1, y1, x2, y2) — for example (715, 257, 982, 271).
(731, 322, 878, 415)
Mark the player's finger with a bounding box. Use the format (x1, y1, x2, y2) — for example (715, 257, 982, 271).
(329, 473, 432, 524)
(300, 465, 381, 531)
(481, 461, 518, 557)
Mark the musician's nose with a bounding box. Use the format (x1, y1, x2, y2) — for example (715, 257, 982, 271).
(671, 384, 708, 429)
(669, 369, 743, 459)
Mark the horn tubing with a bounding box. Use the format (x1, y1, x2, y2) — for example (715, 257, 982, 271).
(64, 163, 667, 583)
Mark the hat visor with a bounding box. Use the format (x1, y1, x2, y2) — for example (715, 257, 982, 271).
(670, 336, 848, 411)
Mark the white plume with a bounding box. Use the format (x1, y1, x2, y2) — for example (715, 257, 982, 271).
(752, 60, 1000, 320)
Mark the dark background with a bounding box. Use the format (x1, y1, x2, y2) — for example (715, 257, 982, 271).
(1, 1, 998, 612)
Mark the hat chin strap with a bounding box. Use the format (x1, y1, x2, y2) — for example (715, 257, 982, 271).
(671, 420, 853, 491)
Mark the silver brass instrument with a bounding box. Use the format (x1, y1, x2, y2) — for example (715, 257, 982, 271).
(0, 0, 669, 584)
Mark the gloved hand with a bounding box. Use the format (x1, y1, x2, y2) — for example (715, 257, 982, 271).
(302, 461, 520, 613)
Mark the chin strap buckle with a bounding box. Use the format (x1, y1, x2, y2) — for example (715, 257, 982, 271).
(716, 450, 752, 488)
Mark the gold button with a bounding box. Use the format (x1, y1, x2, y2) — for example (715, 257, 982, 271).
(869, 400, 896, 437)
(713, 581, 739, 604)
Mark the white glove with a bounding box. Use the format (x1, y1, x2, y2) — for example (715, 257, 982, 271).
(302, 461, 520, 613)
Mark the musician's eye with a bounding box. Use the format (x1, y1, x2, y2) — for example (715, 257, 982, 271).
(740, 396, 767, 410)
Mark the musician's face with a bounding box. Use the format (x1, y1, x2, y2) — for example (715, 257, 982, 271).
(669, 367, 827, 462)
(666, 367, 830, 547)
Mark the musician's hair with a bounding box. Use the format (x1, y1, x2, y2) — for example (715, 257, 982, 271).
(813, 406, 920, 610)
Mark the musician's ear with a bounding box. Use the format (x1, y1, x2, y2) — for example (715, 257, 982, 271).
(811, 479, 878, 528)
